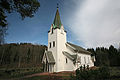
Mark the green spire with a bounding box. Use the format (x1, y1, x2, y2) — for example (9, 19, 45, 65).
(53, 8, 62, 29)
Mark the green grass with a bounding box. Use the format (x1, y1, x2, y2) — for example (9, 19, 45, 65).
(23, 75, 70, 80)
(0, 67, 120, 80)
(0, 67, 43, 79)
(110, 67, 120, 76)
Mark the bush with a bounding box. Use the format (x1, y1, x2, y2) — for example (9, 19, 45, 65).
(74, 66, 110, 80)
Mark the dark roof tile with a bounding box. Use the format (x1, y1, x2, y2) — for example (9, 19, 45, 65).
(67, 42, 91, 54)
(45, 51, 55, 63)
(63, 51, 77, 61)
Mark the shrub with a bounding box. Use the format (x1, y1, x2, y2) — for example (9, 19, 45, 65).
(74, 66, 110, 80)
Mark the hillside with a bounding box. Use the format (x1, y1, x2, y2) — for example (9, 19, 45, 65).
(0, 43, 47, 68)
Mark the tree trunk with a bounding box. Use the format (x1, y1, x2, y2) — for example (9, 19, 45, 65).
(18, 57, 21, 68)
(0, 49, 5, 65)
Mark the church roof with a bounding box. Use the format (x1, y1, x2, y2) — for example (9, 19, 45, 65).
(53, 8, 62, 29)
(45, 51, 55, 63)
(67, 42, 91, 54)
(63, 51, 77, 61)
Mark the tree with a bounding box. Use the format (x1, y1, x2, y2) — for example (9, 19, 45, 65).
(0, 0, 40, 44)
(0, 26, 7, 44)
(27, 48, 31, 63)
(109, 45, 120, 66)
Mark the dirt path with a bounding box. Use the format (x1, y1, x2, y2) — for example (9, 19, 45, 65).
(25, 72, 50, 78)
(25, 71, 75, 78)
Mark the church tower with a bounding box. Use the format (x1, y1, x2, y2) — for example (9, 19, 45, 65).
(48, 7, 67, 72)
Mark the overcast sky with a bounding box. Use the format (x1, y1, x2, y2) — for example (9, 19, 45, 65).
(6, 0, 120, 48)
(63, 0, 120, 48)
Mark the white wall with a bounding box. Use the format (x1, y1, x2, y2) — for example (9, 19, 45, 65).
(76, 53, 94, 68)
(56, 26, 67, 72)
(64, 45, 93, 71)
(65, 46, 94, 70)
(64, 56, 75, 71)
(48, 25, 57, 71)
(48, 25, 67, 72)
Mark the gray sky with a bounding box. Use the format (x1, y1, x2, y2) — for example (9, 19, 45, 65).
(63, 0, 120, 48)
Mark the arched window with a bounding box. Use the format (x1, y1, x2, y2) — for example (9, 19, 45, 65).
(53, 41, 55, 47)
(66, 58, 68, 63)
(49, 42, 51, 48)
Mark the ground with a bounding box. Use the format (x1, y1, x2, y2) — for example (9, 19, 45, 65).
(0, 67, 120, 80)
(24, 71, 75, 80)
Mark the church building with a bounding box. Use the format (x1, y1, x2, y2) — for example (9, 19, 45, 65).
(42, 7, 95, 72)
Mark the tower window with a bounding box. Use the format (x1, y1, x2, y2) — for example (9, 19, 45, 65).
(53, 41, 55, 47)
(66, 58, 68, 63)
(51, 28, 53, 34)
(49, 42, 51, 48)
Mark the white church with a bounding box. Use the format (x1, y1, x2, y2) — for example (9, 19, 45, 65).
(42, 7, 95, 72)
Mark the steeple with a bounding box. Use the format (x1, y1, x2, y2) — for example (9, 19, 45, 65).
(53, 5, 62, 29)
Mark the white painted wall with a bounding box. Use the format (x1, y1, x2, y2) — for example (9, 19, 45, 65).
(48, 25, 57, 71)
(48, 25, 67, 72)
(64, 56, 75, 71)
(65, 46, 94, 71)
(75, 53, 94, 69)
(56, 26, 67, 72)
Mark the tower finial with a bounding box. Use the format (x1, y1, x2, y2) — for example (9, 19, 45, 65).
(57, 3, 59, 8)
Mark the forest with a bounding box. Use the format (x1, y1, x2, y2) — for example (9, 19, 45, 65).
(87, 45, 120, 67)
(0, 43, 47, 68)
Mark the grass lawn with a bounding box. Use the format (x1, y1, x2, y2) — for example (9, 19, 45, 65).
(23, 75, 70, 80)
(0, 67, 120, 80)
(0, 67, 43, 80)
